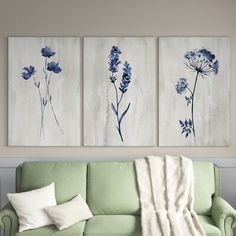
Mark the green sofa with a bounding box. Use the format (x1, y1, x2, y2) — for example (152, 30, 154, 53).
(0, 161, 236, 236)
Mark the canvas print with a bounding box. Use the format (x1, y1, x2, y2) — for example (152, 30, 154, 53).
(9, 37, 81, 146)
(84, 37, 156, 146)
(159, 37, 230, 146)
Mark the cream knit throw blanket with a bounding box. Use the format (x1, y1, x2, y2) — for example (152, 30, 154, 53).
(135, 156, 206, 236)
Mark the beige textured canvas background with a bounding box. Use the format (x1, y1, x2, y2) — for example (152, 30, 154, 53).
(0, 0, 235, 158)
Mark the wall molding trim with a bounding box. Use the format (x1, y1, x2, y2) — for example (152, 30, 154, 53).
(0, 157, 235, 168)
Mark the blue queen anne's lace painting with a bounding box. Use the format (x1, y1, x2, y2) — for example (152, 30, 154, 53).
(176, 48, 219, 138)
(159, 37, 230, 146)
(9, 37, 81, 146)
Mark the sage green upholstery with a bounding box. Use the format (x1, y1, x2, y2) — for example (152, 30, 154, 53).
(87, 162, 140, 215)
(84, 215, 141, 236)
(15, 223, 85, 236)
(84, 215, 223, 236)
(0, 161, 235, 236)
(16, 162, 87, 203)
(0, 203, 18, 236)
(193, 162, 216, 215)
(87, 161, 217, 216)
(198, 216, 221, 236)
(212, 197, 236, 236)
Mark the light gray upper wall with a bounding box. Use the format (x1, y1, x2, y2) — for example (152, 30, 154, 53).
(0, 0, 235, 158)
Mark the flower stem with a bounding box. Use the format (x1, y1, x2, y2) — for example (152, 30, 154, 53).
(49, 96, 64, 135)
(118, 93, 124, 105)
(191, 71, 199, 137)
(33, 78, 45, 138)
(113, 81, 124, 142)
(113, 80, 119, 109)
(43, 59, 64, 135)
(117, 124, 124, 142)
(186, 87, 193, 96)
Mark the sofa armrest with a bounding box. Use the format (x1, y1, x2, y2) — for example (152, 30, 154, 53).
(0, 202, 18, 236)
(212, 197, 236, 236)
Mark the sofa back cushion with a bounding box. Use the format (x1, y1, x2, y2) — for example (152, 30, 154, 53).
(17, 162, 87, 204)
(193, 162, 216, 215)
(87, 161, 217, 215)
(87, 162, 140, 215)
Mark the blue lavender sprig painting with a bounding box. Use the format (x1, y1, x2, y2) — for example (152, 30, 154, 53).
(21, 46, 63, 138)
(108, 46, 132, 142)
(176, 48, 219, 138)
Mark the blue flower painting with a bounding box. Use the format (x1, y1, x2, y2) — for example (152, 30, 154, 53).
(21, 46, 63, 138)
(108, 46, 132, 142)
(9, 37, 81, 146)
(159, 37, 230, 146)
(176, 48, 219, 138)
(84, 37, 156, 146)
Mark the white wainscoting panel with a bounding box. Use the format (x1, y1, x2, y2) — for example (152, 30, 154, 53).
(0, 168, 15, 208)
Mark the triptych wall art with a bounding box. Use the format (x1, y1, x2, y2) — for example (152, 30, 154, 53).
(8, 37, 230, 147)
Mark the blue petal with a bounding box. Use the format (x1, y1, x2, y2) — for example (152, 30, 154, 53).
(41, 46, 56, 58)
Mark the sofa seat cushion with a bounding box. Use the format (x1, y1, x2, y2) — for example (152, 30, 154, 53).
(85, 215, 220, 236)
(198, 215, 221, 236)
(15, 222, 85, 236)
(84, 215, 141, 236)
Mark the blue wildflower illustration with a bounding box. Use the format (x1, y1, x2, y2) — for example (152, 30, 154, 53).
(21, 46, 63, 138)
(176, 78, 188, 95)
(41, 46, 56, 58)
(119, 61, 132, 93)
(22, 66, 36, 80)
(176, 48, 219, 138)
(109, 46, 122, 82)
(47, 62, 62, 73)
(108, 46, 132, 142)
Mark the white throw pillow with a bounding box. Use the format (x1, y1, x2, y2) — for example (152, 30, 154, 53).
(45, 194, 93, 230)
(7, 182, 56, 232)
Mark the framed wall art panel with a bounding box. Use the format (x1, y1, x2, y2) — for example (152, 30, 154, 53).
(159, 37, 230, 146)
(84, 37, 156, 146)
(8, 37, 81, 146)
